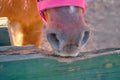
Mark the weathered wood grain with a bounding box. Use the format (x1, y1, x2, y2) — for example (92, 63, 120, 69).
(0, 45, 120, 62)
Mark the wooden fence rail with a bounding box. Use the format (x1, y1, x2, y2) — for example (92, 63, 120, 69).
(0, 45, 120, 80)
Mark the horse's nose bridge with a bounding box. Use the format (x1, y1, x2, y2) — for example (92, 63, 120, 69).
(64, 29, 81, 45)
(58, 30, 81, 50)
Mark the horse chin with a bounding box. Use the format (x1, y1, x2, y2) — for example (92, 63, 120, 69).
(54, 50, 79, 57)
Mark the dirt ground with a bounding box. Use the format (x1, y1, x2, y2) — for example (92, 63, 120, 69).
(85, 0, 120, 50)
(41, 0, 120, 51)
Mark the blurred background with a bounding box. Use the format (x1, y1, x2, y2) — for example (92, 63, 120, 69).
(84, 0, 120, 51)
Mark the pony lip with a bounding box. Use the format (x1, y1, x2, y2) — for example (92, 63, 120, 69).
(54, 47, 80, 57)
(55, 50, 79, 57)
(36, 0, 86, 22)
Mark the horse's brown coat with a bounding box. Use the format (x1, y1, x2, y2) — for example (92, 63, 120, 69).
(0, 0, 43, 47)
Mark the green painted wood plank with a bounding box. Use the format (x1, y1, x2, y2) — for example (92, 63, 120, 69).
(0, 54, 120, 80)
(0, 27, 11, 46)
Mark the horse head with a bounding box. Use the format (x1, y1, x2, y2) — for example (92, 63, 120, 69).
(37, 0, 90, 57)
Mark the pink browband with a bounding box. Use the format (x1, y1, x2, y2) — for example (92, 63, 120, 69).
(36, 0, 86, 22)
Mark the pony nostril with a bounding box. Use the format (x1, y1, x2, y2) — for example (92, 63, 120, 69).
(47, 33, 60, 49)
(37, 0, 40, 2)
(81, 31, 90, 46)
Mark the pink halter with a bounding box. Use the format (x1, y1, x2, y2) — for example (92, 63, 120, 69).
(36, 0, 86, 22)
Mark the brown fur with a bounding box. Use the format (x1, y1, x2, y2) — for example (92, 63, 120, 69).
(0, 0, 43, 47)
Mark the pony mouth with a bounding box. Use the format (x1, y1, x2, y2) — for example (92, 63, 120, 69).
(54, 50, 80, 57)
